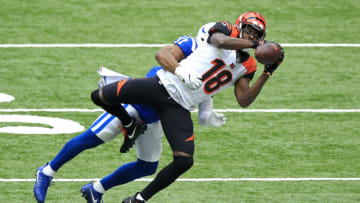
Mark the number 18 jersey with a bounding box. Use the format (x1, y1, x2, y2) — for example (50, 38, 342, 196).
(157, 22, 257, 111)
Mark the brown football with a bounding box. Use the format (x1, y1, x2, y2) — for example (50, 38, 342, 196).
(255, 42, 282, 64)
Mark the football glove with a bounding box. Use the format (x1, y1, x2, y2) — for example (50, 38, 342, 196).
(175, 65, 203, 90)
(207, 111, 226, 127)
(263, 41, 285, 75)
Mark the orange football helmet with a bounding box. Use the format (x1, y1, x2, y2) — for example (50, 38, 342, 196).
(235, 11, 266, 40)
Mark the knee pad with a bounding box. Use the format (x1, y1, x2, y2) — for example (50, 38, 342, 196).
(173, 156, 194, 174)
(91, 88, 111, 108)
(91, 89, 102, 106)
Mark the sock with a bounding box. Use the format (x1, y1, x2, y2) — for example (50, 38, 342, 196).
(49, 129, 103, 171)
(93, 180, 105, 193)
(42, 164, 56, 177)
(100, 159, 158, 190)
(140, 156, 193, 200)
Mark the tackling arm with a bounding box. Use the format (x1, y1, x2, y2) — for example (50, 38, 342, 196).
(156, 42, 202, 90)
(155, 45, 185, 73)
(234, 73, 269, 108)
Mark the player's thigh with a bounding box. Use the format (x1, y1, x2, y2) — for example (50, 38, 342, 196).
(159, 106, 194, 155)
(102, 77, 164, 105)
(90, 112, 122, 142)
(135, 121, 163, 162)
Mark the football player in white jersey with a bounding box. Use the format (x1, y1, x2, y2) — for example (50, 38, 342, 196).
(91, 12, 284, 202)
(33, 35, 225, 203)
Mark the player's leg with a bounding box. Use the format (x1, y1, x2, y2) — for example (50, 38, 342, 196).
(123, 104, 194, 202)
(99, 122, 162, 189)
(81, 121, 162, 202)
(91, 79, 146, 146)
(91, 77, 163, 153)
(34, 112, 120, 203)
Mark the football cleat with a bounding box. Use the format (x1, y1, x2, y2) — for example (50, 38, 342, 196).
(120, 120, 147, 153)
(80, 183, 103, 203)
(122, 192, 145, 203)
(33, 164, 53, 203)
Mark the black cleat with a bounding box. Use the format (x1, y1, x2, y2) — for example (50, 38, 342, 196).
(120, 120, 147, 153)
(122, 192, 145, 203)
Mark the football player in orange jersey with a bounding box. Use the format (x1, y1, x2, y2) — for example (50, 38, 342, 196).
(91, 12, 284, 202)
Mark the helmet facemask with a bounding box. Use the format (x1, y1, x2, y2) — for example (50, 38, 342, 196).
(236, 12, 266, 40)
(240, 24, 266, 41)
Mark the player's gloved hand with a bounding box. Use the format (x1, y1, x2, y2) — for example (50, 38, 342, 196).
(263, 41, 285, 75)
(251, 40, 265, 48)
(207, 111, 226, 127)
(175, 65, 203, 90)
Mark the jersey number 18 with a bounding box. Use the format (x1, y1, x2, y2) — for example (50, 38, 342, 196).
(201, 59, 232, 94)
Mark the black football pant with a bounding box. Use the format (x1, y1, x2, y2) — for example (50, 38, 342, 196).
(92, 76, 195, 155)
(92, 76, 196, 200)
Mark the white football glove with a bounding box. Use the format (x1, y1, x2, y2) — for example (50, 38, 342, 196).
(207, 111, 226, 127)
(175, 66, 203, 90)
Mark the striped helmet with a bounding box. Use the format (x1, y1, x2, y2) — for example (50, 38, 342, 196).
(235, 12, 266, 40)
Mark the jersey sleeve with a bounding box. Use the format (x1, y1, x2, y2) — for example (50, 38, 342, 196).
(207, 21, 239, 43)
(145, 66, 163, 77)
(174, 35, 198, 58)
(241, 56, 257, 80)
(235, 50, 256, 80)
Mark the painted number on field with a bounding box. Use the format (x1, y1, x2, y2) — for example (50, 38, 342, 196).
(0, 93, 15, 103)
(0, 115, 85, 134)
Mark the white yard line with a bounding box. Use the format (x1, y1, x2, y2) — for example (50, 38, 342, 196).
(0, 44, 167, 48)
(0, 109, 359, 113)
(1, 178, 360, 182)
(0, 43, 360, 48)
(0, 108, 104, 112)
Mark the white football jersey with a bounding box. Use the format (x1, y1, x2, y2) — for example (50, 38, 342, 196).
(195, 22, 215, 46)
(157, 23, 256, 110)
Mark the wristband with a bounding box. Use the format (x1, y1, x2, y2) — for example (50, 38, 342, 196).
(263, 71, 271, 76)
(251, 40, 259, 48)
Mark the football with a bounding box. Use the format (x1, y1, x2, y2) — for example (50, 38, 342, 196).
(255, 42, 282, 64)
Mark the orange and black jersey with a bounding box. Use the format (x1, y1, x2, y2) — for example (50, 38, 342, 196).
(207, 21, 256, 81)
(236, 50, 255, 80)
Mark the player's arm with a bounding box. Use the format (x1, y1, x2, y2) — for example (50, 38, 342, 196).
(234, 73, 269, 108)
(234, 43, 285, 107)
(156, 35, 202, 90)
(155, 44, 185, 74)
(209, 32, 257, 50)
(208, 21, 260, 50)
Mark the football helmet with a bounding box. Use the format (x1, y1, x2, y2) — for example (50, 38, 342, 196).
(235, 11, 266, 40)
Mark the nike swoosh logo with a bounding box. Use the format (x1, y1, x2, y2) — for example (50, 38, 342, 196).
(128, 128, 136, 139)
(90, 189, 98, 202)
(36, 170, 40, 184)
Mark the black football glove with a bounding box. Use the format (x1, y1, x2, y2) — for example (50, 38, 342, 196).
(263, 41, 284, 75)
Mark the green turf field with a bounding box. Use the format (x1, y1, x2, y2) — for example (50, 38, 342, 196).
(1, 0, 360, 202)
